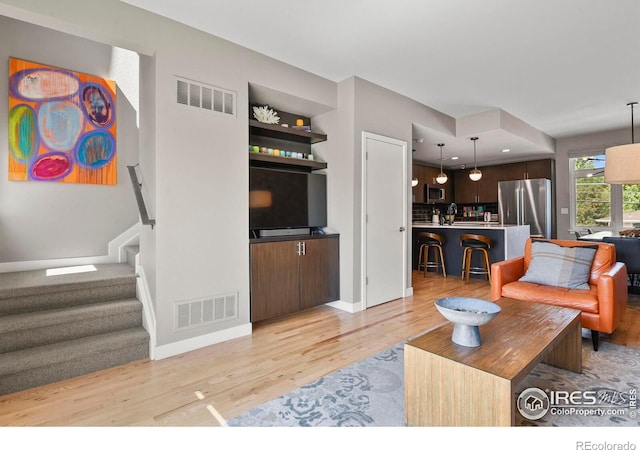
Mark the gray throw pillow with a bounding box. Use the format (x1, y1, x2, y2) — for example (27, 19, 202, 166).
(519, 241, 597, 290)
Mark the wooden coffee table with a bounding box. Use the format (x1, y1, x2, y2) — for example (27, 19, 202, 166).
(404, 297, 582, 426)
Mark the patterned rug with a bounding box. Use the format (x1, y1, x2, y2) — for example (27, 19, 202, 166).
(227, 339, 640, 427)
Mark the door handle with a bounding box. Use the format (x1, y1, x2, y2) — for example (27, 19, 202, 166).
(399, 227, 406, 232)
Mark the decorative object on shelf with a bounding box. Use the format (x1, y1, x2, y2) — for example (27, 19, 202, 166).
(469, 137, 482, 182)
(252, 105, 280, 124)
(436, 143, 448, 184)
(434, 297, 501, 347)
(605, 102, 640, 184)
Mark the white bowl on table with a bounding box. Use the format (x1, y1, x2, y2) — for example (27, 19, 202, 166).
(434, 297, 501, 347)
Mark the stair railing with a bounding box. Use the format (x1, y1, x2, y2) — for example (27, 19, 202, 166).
(127, 164, 155, 229)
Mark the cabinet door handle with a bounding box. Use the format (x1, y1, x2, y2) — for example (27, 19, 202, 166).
(296, 242, 301, 256)
(302, 241, 306, 255)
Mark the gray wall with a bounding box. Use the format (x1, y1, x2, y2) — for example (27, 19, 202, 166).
(0, 15, 139, 264)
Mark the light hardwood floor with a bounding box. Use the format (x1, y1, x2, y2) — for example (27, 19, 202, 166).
(1, 272, 638, 426)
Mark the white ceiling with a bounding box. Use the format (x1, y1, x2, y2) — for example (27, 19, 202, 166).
(122, 0, 640, 168)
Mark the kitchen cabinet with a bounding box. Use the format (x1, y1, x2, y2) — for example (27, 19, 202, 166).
(412, 164, 425, 203)
(454, 160, 553, 203)
(501, 159, 553, 181)
(454, 166, 499, 203)
(250, 235, 339, 322)
(523, 159, 554, 179)
(454, 170, 478, 203)
(413, 163, 452, 203)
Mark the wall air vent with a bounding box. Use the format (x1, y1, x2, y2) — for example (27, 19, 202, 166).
(175, 292, 239, 331)
(175, 76, 235, 117)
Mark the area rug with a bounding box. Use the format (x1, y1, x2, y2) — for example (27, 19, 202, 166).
(227, 339, 640, 427)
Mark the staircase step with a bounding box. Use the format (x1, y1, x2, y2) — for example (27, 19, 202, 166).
(0, 263, 136, 316)
(0, 299, 143, 353)
(124, 245, 139, 267)
(0, 328, 149, 396)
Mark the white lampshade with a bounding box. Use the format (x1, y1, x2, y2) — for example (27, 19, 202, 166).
(605, 102, 640, 184)
(604, 143, 640, 184)
(411, 177, 419, 187)
(469, 169, 482, 182)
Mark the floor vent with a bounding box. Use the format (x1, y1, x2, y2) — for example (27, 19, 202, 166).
(175, 292, 238, 330)
(175, 76, 235, 117)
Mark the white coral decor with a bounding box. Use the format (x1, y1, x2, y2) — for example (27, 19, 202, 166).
(252, 105, 280, 124)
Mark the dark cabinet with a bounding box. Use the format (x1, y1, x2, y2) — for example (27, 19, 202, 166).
(476, 166, 499, 202)
(412, 164, 425, 203)
(250, 240, 300, 321)
(454, 170, 479, 203)
(250, 235, 339, 322)
(454, 166, 498, 203)
(455, 159, 553, 203)
(413, 163, 452, 203)
(501, 159, 553, 181)
(523, 159, 554, 179)
(299, 238, 340, 309)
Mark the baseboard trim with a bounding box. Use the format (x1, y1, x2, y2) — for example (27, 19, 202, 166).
(153, 323, 253, 360)
(326, 299, 363, 313)
(406, 287, 414, 297)
(135, 264, 157, 360)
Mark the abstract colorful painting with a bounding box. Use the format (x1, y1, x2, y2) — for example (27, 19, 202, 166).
(8, 57, 117, 184)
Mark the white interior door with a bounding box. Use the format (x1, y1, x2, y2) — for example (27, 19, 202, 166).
(362, 132, 407, 308)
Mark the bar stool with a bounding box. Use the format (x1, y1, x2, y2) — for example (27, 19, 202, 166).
(417, 232, 447, 277)
(460, 234, 492, 284)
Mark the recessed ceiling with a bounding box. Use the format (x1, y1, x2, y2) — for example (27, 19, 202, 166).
(123, 0, 640, 167)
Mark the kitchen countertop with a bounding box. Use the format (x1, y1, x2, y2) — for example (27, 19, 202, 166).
(412, 222, 527, 230)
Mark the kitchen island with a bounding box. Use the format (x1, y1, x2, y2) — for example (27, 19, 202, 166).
(412, 222, 530, 278)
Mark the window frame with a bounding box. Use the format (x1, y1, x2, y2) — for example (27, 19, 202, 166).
(569, 151, 624, 233)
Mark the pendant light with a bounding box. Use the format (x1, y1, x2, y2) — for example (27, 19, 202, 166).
(436, 143, 448, 184)
(604, 102, 640, 184)
(469, 137, 482, 182)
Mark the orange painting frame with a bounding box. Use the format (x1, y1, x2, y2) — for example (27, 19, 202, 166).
(8, 57, 117, 185)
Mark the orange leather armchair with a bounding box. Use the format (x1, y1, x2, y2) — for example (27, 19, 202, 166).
(491, 238, 628, 351)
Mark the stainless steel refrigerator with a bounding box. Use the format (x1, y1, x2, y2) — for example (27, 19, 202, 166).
(498, 178, 552, 238)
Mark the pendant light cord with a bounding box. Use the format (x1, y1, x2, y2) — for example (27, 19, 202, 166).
(471, 137, 478, 169)
(630, 102, 637, 144)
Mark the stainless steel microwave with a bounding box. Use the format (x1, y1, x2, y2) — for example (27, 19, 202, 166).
(425, 185, 445, 202)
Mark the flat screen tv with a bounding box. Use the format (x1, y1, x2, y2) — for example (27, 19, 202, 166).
(249, 167, 327, 230)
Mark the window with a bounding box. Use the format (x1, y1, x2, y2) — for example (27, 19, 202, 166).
(623, 185, 640, 228)
(570, 153, 640, 231)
